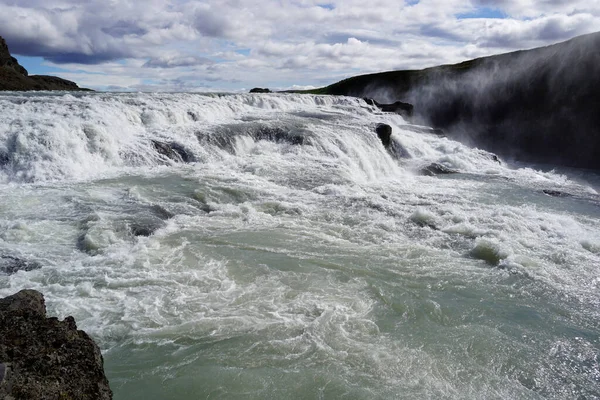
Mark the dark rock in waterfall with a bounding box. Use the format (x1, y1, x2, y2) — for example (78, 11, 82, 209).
(0, 290, 112, 399)
(0, 36, 89, 91)
(251, 126, 305, 145)
(127, 205, 174, 237)
(250, 88, 272, 93)
(187, 111, 199, 121)
(375, 123, 392, 148)
(543, 189, 571, 198)
(151, 140, 194, 163)
(378, 101, 414, 117)
(0, 151, 9, 166)
(419, 163, 458, 176)
(0, 255, 42, 275)
(364, 98, 414, 117)
(198, 123, 308, 153)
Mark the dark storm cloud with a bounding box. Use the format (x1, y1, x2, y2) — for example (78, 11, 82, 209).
(193, 7, 232, 38)
(1, 33, 130, 64)
(101, 21, 148, 38)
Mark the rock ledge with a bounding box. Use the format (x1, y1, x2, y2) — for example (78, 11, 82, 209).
(0, 289, 112, 399)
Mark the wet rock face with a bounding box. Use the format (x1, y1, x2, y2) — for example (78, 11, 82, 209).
(0, 290, 112, 400)
(364, 98, 414, 118)
(151, 140, 194, 163)
(375, 123, 392, 148)
(419, 163, 458, 176)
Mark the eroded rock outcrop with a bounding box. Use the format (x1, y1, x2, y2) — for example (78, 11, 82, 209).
(0, 37, 28, 76)
(0, 290, 112, 399)
(364, 98, 414, 118)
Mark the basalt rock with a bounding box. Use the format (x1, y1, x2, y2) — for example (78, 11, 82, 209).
(151, 140, 194, 163)
(0, 289, 112, 399)
(419, 163, 458, 176)
(375, 123, 392, 148)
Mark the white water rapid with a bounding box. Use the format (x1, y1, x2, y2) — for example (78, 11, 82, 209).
(1, 92, 599, 399)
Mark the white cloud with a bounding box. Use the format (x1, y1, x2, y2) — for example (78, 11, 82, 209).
(0, 0, 598, 90)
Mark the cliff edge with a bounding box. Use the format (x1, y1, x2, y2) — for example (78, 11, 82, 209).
(0, 290, 112, 399)
(305, 32, 600, 170)
(0, 36, 88, 91)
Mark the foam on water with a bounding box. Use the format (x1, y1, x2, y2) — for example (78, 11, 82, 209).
(1, 92, 599, 399)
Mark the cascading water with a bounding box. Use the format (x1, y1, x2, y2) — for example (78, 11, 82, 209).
(1, 92, 599, 399)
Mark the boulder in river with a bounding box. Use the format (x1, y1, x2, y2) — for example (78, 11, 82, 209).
(0, 289, 112, 399)
(543, 189, 571, 198)
(151, 140, 194, 163)
(375, 123, 392, 148)
(419, 163, 458, 176)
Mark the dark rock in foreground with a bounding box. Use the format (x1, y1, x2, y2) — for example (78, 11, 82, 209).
(249, 87, 272, 93)
(0, 289, 112, 399)
(0, 36, 88, 91)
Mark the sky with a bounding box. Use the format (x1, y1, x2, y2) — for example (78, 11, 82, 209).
(1, 0, 599, 91)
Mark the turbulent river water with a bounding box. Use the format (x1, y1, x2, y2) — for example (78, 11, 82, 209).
(0, 92, 599, 399)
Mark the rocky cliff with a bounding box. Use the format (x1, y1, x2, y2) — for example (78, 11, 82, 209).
(0, 290, 112, 399)
(307, 32, 600, 170)
(0, 36, 87, 91)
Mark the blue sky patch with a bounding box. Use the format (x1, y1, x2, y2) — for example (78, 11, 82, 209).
(15, 56, 56, 75)
(457, 7, 506, 19)
(317, 3, 334, 10)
